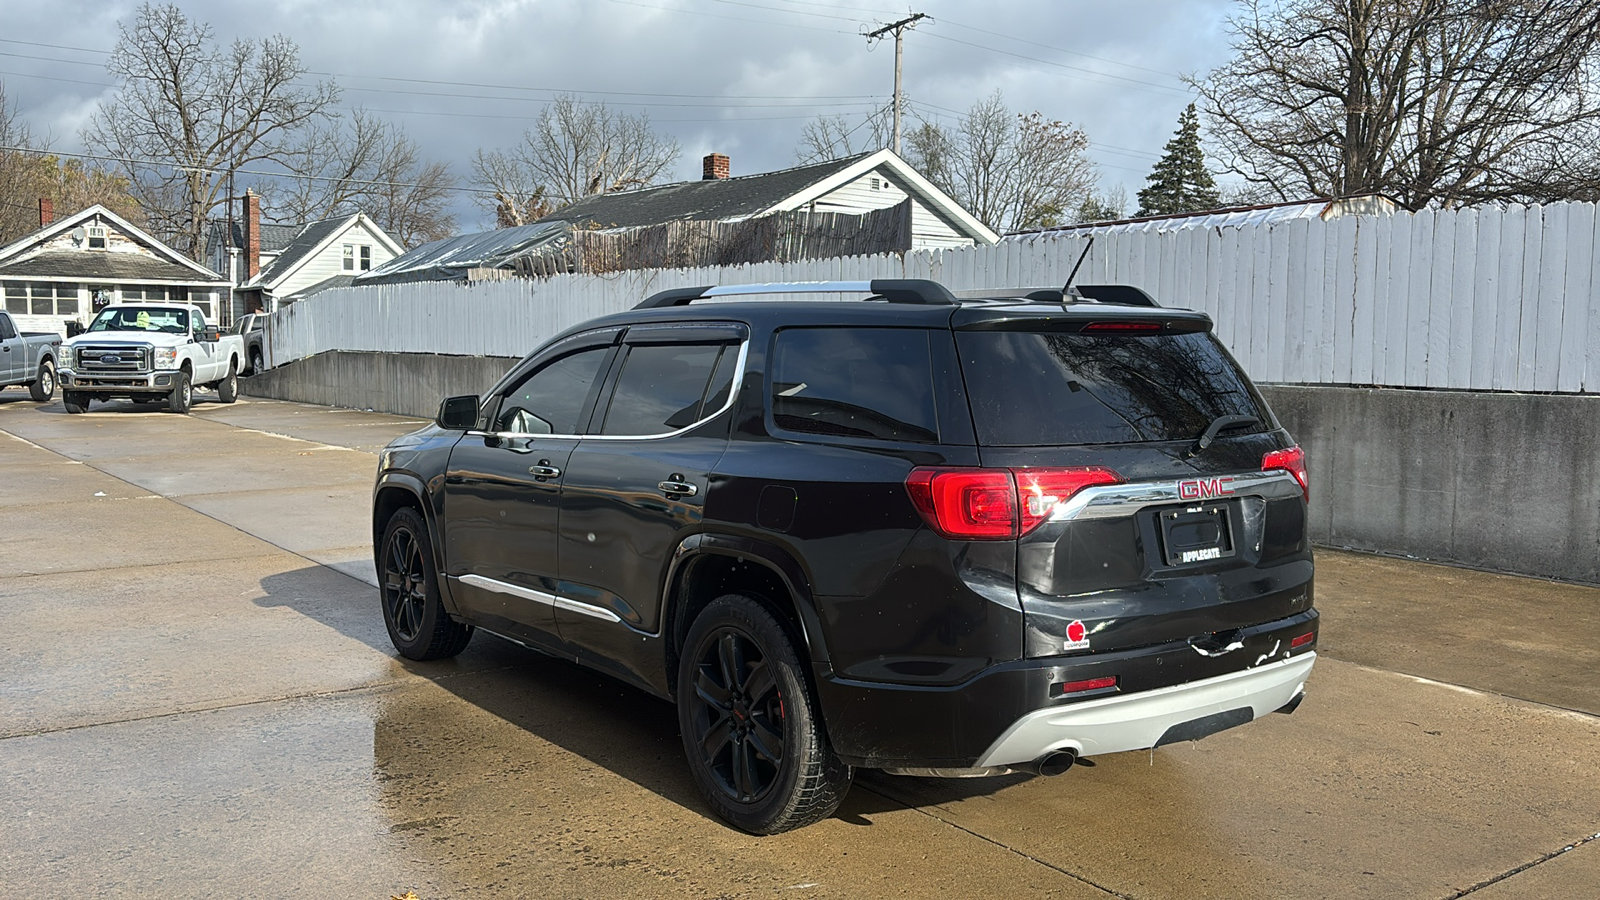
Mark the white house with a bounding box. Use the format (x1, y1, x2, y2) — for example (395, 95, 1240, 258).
(235, 210, 405, 313)
(0, 203, 229, 336)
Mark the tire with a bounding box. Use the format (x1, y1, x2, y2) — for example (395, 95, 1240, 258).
(678, 594, 852, 834)
(250, 348, 264, 375)
(167, 370, 192, 413)
(218, 360, 238, 403)
(379, 507, 473, 660)
(62, 390, 89, 414)
(29, 360, 55, 402)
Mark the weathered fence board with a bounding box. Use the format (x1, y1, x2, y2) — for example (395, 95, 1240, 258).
(266, 201, 1600, 393)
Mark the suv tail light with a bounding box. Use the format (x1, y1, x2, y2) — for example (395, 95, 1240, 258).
(1262, 445, 1308, 501)
(905, 467, 1123, 540)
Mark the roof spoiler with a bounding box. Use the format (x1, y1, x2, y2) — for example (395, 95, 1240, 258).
(1013, 284, 1161, 308)
(635, 279, 959, 309)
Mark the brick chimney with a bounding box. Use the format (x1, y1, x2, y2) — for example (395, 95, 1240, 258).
(243, 189, 261, 280)
(703, 153, 730, 180)
(38, 197, 53, 229)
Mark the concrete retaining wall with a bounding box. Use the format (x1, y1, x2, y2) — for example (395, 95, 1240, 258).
(241, 350, 518, 419)
(243, 352, 1600, 584)
(1262, 385, 1600, 584)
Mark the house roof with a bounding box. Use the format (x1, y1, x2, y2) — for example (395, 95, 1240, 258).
(0, 250, 227, 283)
(355, 221, 570, 286)
(535, 150, 998, 244)
(0, 204, 227, 283)
(206, 219, 303, 256)
(286, 274, 357, 300)
(539, 154, 871, 228)
(243, 212, 405, 291)
(1006, 195, 1401, 239)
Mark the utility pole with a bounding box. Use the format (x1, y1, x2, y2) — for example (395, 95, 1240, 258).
(865, 12, 927, 156)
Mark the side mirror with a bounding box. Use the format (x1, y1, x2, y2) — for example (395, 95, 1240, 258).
(437, 395, 480, 430)
(66, 321, 85, 338)
(200, 326, 221, 342)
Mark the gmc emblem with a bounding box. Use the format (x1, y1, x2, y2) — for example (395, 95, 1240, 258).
(1178, 477, 1235, 500)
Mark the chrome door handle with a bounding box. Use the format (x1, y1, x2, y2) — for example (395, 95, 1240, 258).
(528, 464, 562, 479)
(657, 477, 698, 497)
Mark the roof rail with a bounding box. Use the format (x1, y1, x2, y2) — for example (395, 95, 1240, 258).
(634, 278, 959, 309)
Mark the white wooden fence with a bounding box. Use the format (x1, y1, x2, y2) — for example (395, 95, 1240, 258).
(266, 201, 1600, 393)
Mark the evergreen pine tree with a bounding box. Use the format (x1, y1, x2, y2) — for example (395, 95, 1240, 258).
(1136, 103, 1221, 217)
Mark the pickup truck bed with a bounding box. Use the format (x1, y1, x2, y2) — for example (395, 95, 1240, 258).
(0, 310, 60, 402)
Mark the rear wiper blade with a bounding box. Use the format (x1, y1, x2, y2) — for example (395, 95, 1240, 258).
(1188, 414, 1260, 457)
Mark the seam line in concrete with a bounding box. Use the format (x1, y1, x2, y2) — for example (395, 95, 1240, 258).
(0, 665, 518, 743)
(854, 783, 1132, 899)
(1332, 658, 1600, 723)
(1445, 830, 1600, 898)
(0, 424, 382, 595)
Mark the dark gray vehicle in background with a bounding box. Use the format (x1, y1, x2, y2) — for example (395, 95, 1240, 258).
(369, 279, 1318, 834)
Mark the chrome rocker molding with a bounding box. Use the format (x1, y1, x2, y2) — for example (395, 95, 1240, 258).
(456, 574, 622, 623)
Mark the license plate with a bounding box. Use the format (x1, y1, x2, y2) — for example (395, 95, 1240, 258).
(1159, 503, 1236, 567)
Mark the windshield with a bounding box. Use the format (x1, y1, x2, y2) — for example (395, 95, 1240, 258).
(87, 306, 190, 335)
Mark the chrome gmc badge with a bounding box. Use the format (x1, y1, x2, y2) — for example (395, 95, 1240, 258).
(1178, 477, 1235, 500)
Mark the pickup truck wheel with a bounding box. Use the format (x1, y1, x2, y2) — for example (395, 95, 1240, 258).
(678, 594, 852, 834)
(29, 360, 55, 402)
(218, 360, 238, 403)
(166, 371, 193, 413)
(380, 507, 473, 660)
(62, 390, 89, 414)
(250, 349, 264, 375)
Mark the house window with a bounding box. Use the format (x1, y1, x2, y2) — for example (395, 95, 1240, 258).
(4, 282, 80, 316)
(3, 282, 25, 314)
(120, 285, 168, 303)
(342, 244, 355, 271)
(360, 245, 371, 271)
(86, 225, 107, 250)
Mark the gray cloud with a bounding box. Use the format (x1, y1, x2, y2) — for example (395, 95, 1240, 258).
(1, 0, 1240, 232)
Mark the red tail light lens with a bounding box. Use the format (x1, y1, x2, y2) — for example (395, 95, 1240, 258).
(1081, 321, 1163, 333)
(1262, 445, 1308, 502)
(905, 467, 1123, 540)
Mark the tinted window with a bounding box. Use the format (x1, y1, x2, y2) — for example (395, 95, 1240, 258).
(496, 346, 610, 435)
(599, 343, 727, 436)
(957, 330, 1268, 446)
(0, 315, 14, 340)
(771, 328, 938, 443)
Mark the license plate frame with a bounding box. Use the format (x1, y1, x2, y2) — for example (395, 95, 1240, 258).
(1157, 501, 1237, 567)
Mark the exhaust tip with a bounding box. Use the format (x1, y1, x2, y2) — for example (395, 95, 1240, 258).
(1035, 749, 1077, 777)
(1274, 690, 1306, 715)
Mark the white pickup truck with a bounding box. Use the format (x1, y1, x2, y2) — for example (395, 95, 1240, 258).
(58, 302, 246, 414)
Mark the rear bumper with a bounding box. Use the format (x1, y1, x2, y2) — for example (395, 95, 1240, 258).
(815, 608, 1317, 769)
(976, 652, 1314, 766)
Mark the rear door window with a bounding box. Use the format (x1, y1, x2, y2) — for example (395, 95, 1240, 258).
(957, 330, 1268, 446)
(597, 342, 731, 436)
(771, 327, 938, 443)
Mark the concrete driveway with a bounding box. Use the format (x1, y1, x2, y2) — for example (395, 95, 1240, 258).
(2, 390, 1597, 898)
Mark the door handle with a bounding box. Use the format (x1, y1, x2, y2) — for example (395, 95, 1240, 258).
(528, 464, 562, 479)
(657, 475, 698, 497)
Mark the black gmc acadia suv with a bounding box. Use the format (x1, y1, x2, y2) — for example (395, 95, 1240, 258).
(371, 279, 1317, 834)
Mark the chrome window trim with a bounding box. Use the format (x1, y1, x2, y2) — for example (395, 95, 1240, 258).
(1052, 470, 1302, 522)
(472, 339, 749, 444)
(457, 574, 622, 623)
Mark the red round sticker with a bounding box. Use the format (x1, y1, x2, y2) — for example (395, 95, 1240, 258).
(1066, 620, 1086, 642)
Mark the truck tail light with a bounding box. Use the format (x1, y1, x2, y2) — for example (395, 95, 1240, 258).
(1262, 446, 1308, 502)
(905, 467, 1123, 540)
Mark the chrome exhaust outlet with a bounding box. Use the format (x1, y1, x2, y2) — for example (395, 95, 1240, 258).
(1026, 749, 1078, 777)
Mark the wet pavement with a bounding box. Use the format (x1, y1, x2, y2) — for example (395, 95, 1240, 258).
(2, 389, 1597, 899)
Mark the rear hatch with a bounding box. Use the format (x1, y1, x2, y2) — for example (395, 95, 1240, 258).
(952, 304, 1312, 659)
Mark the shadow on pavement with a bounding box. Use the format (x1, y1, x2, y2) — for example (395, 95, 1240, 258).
(255, 564, 1024, 828)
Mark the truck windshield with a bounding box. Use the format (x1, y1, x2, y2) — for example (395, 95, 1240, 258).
(87, 306, 189, 335)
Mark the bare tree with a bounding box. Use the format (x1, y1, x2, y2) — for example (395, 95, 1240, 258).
(82, 3, 338, 261)
(905, 92, 1098, 233)
(469, 95, 680, 222)
(1192, 0, 1600, 208)
(470, 148, 553, 227)
(795, 104, 896, 162)
(262, 109, 456, 246)
(0, 82, 144, 245)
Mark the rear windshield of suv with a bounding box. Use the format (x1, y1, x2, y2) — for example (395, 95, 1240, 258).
(957, 330, 1269, 446)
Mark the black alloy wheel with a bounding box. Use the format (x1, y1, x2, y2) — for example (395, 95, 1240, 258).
(678, 594, 851, 834)
(379, 507, 473, 660)
(691, 627, 787, 804)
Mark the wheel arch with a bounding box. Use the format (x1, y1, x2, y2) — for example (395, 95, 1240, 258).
(374, 474, 462, 616)
(661, 533, 831, 699)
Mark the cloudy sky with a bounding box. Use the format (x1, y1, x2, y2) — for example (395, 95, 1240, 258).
(0, 0, 1241, 232)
